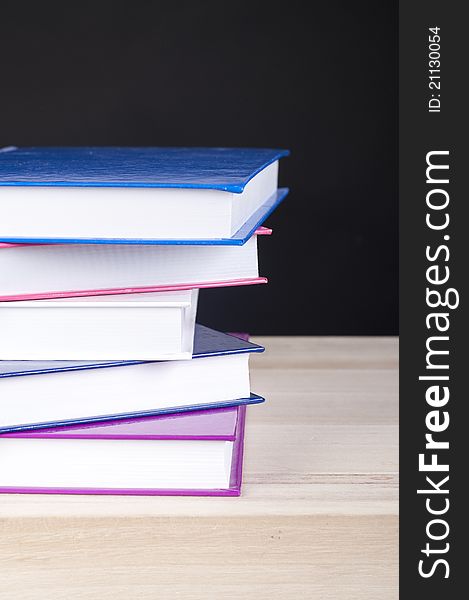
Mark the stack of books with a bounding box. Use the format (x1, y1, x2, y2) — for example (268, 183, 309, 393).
(0, 146, 289, 496)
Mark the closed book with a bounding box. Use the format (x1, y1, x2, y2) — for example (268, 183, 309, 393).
(0, 405, 247, 496)
(0, 147, 289, 243)
(0, 290, 198, 360)
(0, 325, 264, 433)
(0, 227, 271, 301)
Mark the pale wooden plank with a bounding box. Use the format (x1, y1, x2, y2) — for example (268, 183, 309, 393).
(250, 336, 399, 370)
(1, 515, 398, 600)
(0, 482, 398, 518)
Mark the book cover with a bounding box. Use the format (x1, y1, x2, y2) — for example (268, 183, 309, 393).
(0, 147, 289, 191)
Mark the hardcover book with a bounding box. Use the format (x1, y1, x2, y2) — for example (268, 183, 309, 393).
(0, 147, 289, 243)
(0, 290, 198, 360)
(0, 227, 271, 301)
(0, 325, 264, 433)
(0, 405, 247, 496)
(0, 290, 198, 361)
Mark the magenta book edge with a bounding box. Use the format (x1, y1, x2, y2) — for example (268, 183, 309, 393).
(0, 407, 247, 497)
(0, 487, 241, 497)
(0, 277, 267, 302)
(229, 405, 246, 494)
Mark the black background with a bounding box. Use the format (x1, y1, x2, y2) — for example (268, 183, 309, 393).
(400, 1, 464, 592)
(0, 1, 397, 334)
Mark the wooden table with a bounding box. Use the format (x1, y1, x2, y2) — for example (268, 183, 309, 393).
(0, 337, 398, 599)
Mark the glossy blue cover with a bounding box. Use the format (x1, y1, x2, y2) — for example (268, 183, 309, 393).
(0, 393, 264, 434)
(0, 325, 264, 379)
(0, 187, 288, 246)
(0, 147, 289, 192)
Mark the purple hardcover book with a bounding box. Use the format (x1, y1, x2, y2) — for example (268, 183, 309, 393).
(0, 406, 247, 496)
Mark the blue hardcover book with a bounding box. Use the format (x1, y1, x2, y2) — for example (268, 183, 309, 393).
(0, 146, 289, 245)
(0, 325, 264, 433)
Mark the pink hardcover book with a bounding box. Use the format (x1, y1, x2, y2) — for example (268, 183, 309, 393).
(0, 406, 247, 496)
(0, 227, 271, 301)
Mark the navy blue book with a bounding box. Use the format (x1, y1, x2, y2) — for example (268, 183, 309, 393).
(0, 325, 264, 433)
(0, 146, 289, 245)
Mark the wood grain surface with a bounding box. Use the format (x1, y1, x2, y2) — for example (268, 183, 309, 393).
(0, 337, 399, 599)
